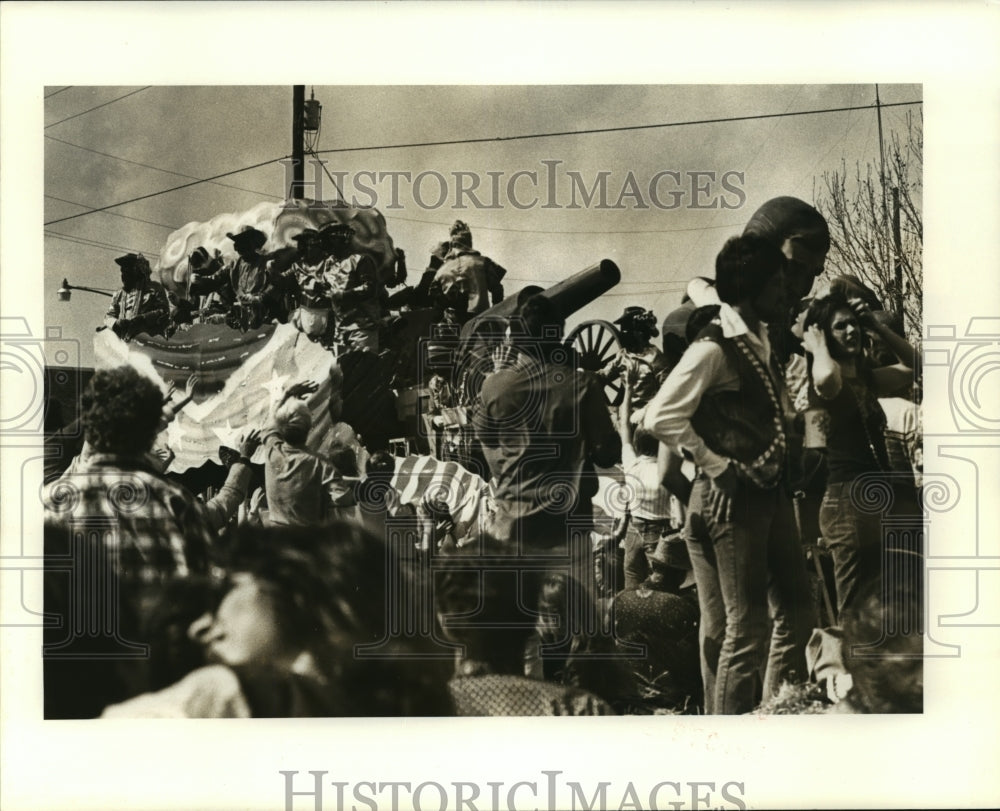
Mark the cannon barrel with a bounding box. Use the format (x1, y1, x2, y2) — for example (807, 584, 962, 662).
(458, 259, 621, 345)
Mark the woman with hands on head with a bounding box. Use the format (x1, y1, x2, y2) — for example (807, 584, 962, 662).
(801, 291, 920, 620)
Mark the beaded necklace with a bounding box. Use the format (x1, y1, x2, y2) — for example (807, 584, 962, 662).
(731, 334, 787, 488)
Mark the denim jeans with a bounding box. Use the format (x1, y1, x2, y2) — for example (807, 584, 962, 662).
(685, 475, 817, 714)
(819, 477, 923, 623)
(819, 481, 884, 619)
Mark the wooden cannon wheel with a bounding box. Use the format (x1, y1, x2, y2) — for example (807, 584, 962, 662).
(565, 319, 623, 406)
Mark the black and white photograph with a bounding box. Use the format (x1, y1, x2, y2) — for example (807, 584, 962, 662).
(2, 3, 999, 811)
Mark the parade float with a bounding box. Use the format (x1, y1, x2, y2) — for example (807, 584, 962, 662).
(79, 189, 630, 521)
(94, 198, 397, 473)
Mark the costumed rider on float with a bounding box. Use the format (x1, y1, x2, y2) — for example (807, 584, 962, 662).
(188, 225, 290, 332)
(104, 253, 170, 342)
(284, 227, 338, 349)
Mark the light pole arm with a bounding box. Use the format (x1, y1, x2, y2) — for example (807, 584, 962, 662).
(58, 278, 114, 300)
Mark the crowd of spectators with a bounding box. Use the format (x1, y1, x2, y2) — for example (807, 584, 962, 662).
(44, 197, 922, 718)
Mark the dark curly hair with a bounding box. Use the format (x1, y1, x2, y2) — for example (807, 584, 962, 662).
(434, 541, 543, 674)
(714, 233, 787, 305)
(803, 290, 869, 363)
(81, 366, 163, 455)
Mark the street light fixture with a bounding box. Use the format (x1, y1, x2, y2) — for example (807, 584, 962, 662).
(57, 278, 114, 301)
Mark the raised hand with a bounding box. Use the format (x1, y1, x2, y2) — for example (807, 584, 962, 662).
(184, 372, 201, 398)
(284, 379, 320, 401)
(801, 324, 827, 356)
(848, 297, 878, 332)
(238, 428, 262, 459)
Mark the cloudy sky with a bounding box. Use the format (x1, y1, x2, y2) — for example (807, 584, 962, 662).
(43, 83, 920, 366)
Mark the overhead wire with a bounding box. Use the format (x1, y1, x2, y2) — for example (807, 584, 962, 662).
(45, 229, 158, 257)
(45, 134, 285, 201)
(44, 96, 923, 243)
(44, 87, 152, 130)
(45, 194, 180, 230)
(44, 153, 292, 226)
(311, 101, 922, 156)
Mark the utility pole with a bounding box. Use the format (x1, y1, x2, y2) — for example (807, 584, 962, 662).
(892, 185, 904, 315)
(875, 85, 891, 271)
(291, 85, 305, 199)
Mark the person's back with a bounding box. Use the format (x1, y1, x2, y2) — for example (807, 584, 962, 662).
(43, 367, 216, 581)
(261, 387, 341, 527)
(474, 296, 619, 548)
(263, 434, 337, 526)
(42, 367, 217, 717)
(476, 355, 616, 546)
(45, 453, 215, 577)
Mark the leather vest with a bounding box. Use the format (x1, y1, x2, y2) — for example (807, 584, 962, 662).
(689, 323, 787, 489)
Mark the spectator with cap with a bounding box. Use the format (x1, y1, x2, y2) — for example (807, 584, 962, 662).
(259, 379, 354, 527)
(600, 305, 670, 421)
(104, 253, 170, 341)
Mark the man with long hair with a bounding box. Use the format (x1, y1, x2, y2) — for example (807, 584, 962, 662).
(645, 233, 818, 714)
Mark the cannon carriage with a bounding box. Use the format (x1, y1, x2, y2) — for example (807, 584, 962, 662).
(389, 259, 624, 461)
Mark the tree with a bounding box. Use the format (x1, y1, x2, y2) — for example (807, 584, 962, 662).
(814, 110, 922, 340)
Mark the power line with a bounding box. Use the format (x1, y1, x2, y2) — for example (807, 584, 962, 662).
(313, 101, 923, 156)
(45, 87, 152, 130)
(44, 86, 73, 99)
(44, 154, 291, 226)
(306, 147, 346, 199)
(45, 134, 284, 201)
(380, 209, 745, 236)
(45, 194, 179, 230)
(467, 220, 747, 236)
(45, 229, 158, 256)
(43, 98, 922, 231)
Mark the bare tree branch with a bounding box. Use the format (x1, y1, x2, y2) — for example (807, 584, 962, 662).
(814, 114, 922, 341)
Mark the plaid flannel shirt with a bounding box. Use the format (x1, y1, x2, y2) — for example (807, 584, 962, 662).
(43, 454, 217, 582)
